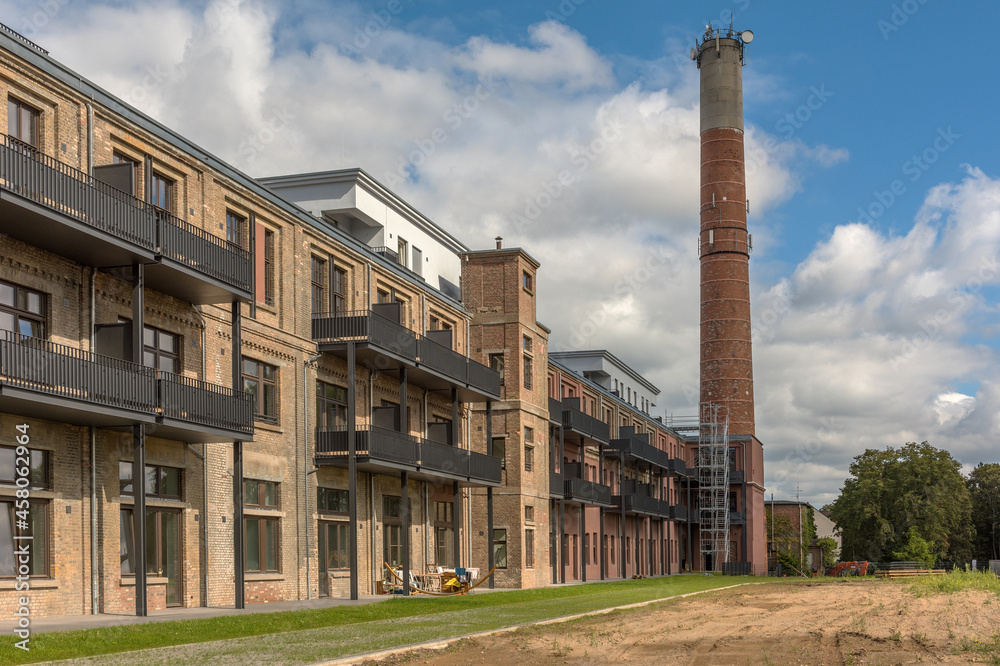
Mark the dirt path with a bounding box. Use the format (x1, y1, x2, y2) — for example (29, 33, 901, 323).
(365, 580, 1000, 665)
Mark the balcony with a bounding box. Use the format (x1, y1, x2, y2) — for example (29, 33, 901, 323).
(548, 397, 563, 424)
(311, 309, 500, 401)
(315, 425, 501, 487)
(615, 492, 663, 516)
(607, 427, 671, 470)
(549, 471, 564, 498)
(668, 458, 690, 476)
(0, 135, 251, 303)
(564, 477, 613, 506)
(670, 505, 689, 522)
(729, 469, 745, 485)
(0, 331, 252, 441)
(559, 398, 610, 445)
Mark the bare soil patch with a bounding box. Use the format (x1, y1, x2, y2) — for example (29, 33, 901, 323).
(365, 579, 1000, 665)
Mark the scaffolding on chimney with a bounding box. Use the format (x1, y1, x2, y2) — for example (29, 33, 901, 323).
(698, 403, 730, 570)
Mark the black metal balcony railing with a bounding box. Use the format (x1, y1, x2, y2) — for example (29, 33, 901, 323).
(549, 471, 564, 497)
(467, 357, 501, 397)
(562, 404, 610, 443)
(159, 372, 253, 436)
(668, 458, 689, 476)
(617, 492, 661, 515)
(315, 425, 501, 485)
(548, 397, 563, 422)
(0, 331, 252, 435)
(670, 504, 688, 522)
(729, 469, 745, 485)
(371, 246, 399, 263)
(564, 477, 612, 505)
(0, 135, 251, 293)
(417, 336, 468, 384)
(312, 311, 419, 361)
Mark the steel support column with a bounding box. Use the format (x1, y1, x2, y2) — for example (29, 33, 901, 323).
(401, 471, 410, 596)
(452, 481, 461, 568)
(231, 299, 245, 610)
(132, 424, 146, 616)
(487, 487, 494, 588)
(347, 342, 358, 600)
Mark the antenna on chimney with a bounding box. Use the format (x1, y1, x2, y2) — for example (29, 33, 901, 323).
(495, 236, 503, 250)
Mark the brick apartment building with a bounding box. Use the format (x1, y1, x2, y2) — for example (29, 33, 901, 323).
(0, 23, 765, 618)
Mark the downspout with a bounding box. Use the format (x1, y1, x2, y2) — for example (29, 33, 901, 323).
(193, 307, 209, 606)
(89, 265, 98, 615)
(304, 353, 323, 600)
(424, 484, 430, 569)
(370, 473, 376, 594)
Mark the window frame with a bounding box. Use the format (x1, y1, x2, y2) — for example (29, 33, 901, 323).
(142, 325, 180, 374)
(119, 461, 182, 500)
(525, 529, 534, 569)
(7, 97, 39, 148)
(491, 436, 506, 470)
(492, 528, 508, 569)
(316, 380, 348, 429)
(311, 254, 327, 316)
(489, 352, 504, 385)
(244, 479, 280, 509)
(263, 229, 276, 306)
(242, 357, 278, 424)
(319, 520, 350, 571)
(150, 171, 174, 213)
(317, 487, 349, 514)
(523, 353, 533, 390)
(0, 499, 47, 578)
(333, 266, 348, 314)
(244, 515, 280, 573)
(226, 210, 245, 246)
(522, 271, 532, 293)
(0, 446, 49, 490)
(0, 278, 45, 339)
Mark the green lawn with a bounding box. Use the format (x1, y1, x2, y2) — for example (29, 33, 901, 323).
(0, 575, 759, 665)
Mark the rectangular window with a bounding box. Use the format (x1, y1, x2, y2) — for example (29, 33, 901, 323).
(119, 462, 181, 499)
(0, 446, 49, 489)
(243, 357, 278, 423)
(525, 529, 534, 569)
(263, 229, 276, 306)
(522, 271, 532, 292)
(522, 335, 531, 352)
(523, 426, 533, 444)
(433, 500, 454, 566)
(333, 267, 347, 314)
(245, 479, 279, 508)
(493, 529, 507, 569)
(317, 487, 349, 513)
(142, 325, 180, 374)
(316, 381, 347, 429)
(383, 495, 403, 567)
(492, 437, 506, 469)
(320, 522, 350, 570)
(489, 353, 504, 385)
(150, 172, 173, 212)
(377, 288, 391, 304)
(524, 505, 534, 522)
(0, 279, 45, 338)
(226, 210, 245, 246)
(113, 152, 141, 196)
(584, 533, 589, 565)
(524, 445, 533, 472)
(397, 237, 408, 268)
(7, 98, 39, 147)
(523, 354, 533, 390)
(245, 516, 279, 573)
(311, 255, 327, 316)
(0, 500, 47, 577)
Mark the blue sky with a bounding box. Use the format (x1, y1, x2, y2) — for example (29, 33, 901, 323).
(10, 0, 1000, 506)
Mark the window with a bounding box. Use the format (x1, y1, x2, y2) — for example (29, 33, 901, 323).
(7, 98, 39, 147)
(525, 529, 534, 569)
(584, 533, 589, 565)
(397, 237, 408, 268)
(412, 247, 422, 276)
(524, 505, 534, 522)
(333, 266, 347, 314)
(522, 335, 531, 352)
(316, 381, 347, 429)
(226, 210, 245, 246)
(243, 357, 278, 423)
(150, 172, 173, 212)
(489, 353, 504, 385)
(728, 447, 737, 469)
(0, 446, 48, 490)
(492, 437, 506, 469)
(524, 445, 533, 472)
(119, 508, 180, 588)
(377, 288, 391, 304)
(317, 487, 349, 513)
(523, 426, 533, 444)
(434, 501, 454, 566)
(493, 529, 507, 569)
(319, 522, 350, 570)
(523, 354, 533, 390)
(245, 516, 279, 573)
(245, 479, 279, 508)
(143, 325, 180, 374)
(383, 496, 403, 567)
(311, 255, 327, 316)
(0, 279, 45, 338)
(263, 229, 276, 306)
(522, 271, 532, 292)
(593, 532, 598, 563)
(1, 500, 47, 577)
(119, 462, 181, 499)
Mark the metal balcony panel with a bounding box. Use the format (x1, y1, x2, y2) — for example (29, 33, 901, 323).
(560, 404, 610, 445)
(548, 397, 563, 424)
(563, 477, 613, 507)
(549, 471, 564, 498)
(315, 425, 499, 486)
(0, 137, 251, 303)
(0, 332, 251, 440)
(729, 469, 745, 485)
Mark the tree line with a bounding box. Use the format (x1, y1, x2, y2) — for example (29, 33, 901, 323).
(827, 442, 1000, 567)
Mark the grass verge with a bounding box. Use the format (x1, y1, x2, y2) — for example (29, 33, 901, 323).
(905, 568, 1000, 598)
(0, 575, 759, 664)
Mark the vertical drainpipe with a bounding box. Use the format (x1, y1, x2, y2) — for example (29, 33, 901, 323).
(89, 264, 98, 615)
(304, 353, 322, 599)
(192, 307, 209, 606)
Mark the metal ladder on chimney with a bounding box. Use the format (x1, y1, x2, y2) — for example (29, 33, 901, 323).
(698, 403, 730, 571)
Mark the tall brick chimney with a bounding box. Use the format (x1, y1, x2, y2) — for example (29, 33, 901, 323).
(695, 24, 755, 436)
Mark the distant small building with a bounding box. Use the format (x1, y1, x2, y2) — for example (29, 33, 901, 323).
(765, 500, 841, 573)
